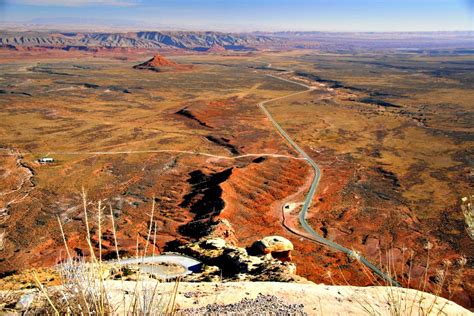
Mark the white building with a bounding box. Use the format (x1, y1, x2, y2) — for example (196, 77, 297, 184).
(38, 157, 54, 163)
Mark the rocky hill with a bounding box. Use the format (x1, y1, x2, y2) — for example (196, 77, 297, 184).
(0, 31, 276, 51)
(133, 54, 193, 71)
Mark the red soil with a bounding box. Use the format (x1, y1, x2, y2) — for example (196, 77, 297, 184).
(218, 154, 377, 284)
(305, 146, 473, 308)
(174, 97, 386, 286)
(174, 97, 293, 155)
(0, 64, 471, 307)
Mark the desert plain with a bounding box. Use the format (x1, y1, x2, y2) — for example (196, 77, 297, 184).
(0, 44, 472, 308)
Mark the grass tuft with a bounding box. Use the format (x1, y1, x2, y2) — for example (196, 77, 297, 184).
(461, 195, 474, 239)
(31, 191, 179, 315)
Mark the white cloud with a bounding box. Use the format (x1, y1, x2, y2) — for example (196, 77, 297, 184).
(9, 0, 139, 6)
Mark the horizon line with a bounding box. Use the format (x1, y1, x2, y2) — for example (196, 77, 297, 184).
(1, 23, 473, 34)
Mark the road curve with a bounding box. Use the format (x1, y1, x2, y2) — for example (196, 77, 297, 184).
(259, 73, 400, 287)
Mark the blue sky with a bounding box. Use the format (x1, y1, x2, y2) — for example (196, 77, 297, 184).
(1, 0, 473, 31)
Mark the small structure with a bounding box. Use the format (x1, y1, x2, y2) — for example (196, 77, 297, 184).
(38, 157, 54, 164)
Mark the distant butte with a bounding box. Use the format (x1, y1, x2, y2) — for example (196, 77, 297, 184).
(207, 45, 226, 53)
(133, 54, 193, 72)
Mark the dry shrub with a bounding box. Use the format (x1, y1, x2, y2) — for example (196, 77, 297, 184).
(32, 190, 180, 315)
(461, 195, 474, 239)
(326, 245, 467, 315)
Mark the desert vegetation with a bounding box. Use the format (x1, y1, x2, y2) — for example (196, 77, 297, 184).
(0, 192, 469, 315)
(462, 195, 474, 240)
(0, 45, 472, 310)
(24, 193, 181, 315)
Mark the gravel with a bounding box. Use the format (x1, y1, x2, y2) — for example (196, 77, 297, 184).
(178, 293, 307, 315)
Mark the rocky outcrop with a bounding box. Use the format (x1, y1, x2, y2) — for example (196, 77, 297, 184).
(135, 54, 178, 68)
(206, 219, 238, 245)
(251, 236, 294, 262)
(173, 237, 306, 283)
(3, 281, 471, 315)
(133, 54, 192, 72)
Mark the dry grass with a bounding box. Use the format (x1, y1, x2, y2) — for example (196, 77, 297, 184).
(326, 246, 467, 316)
(31, 190, 180, 315)
(461, 195, 474, 240)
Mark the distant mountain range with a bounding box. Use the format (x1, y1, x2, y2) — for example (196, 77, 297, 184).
(1, 30, 472, 51)
(0, 31, 276, 51)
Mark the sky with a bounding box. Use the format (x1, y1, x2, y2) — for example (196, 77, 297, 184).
(0, 0, 473, 32)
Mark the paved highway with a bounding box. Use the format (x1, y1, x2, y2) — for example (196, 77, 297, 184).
(259, 73, 400, 286)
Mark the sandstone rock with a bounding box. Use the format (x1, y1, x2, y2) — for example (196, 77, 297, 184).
(3, 282, 471, 315)
(258, 236, 294, 253)
(202, 238, 227, 250)
(111, 282, 473, 315)
(172, 237, 305, 282)
(252, 236, 294, 262)
(207, 219, 238, 246)
(182, 265, 221, 282)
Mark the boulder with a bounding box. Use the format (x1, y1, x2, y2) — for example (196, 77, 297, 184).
(252, 236, 294, 262)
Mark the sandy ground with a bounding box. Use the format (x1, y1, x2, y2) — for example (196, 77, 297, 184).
(105, 281, 471, 315)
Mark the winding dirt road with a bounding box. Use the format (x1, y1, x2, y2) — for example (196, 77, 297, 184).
(1, 150, 305, 161)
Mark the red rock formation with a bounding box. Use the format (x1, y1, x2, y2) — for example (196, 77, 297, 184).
(141, 54, 178, 67)
(133, 54, 193, 72)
